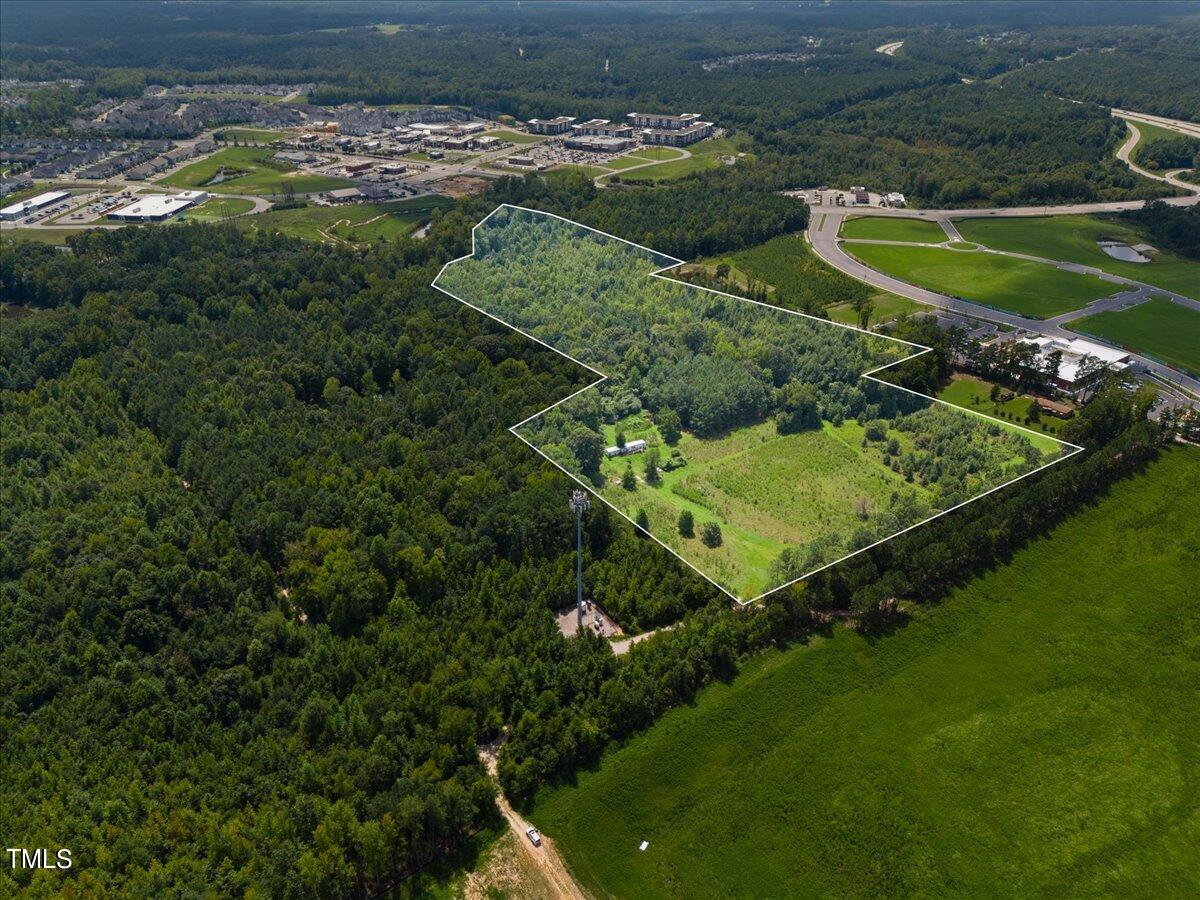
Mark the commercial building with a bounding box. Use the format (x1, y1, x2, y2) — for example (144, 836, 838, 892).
(564, 134, 637, 153)
(572, 118, 635, 138)
(885, 192, 906, 207)
(106, 191, 207, 222)
(323, 187, 363, 204)
(527, 116, 575, 135)
(627, 112, 704, 130)
(1022, 335, 1133, 396)
(641, 121, 714, 147)
(1, 189, 71, 221)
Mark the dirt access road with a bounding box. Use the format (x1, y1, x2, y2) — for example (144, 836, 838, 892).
(478, 740, 588, 899)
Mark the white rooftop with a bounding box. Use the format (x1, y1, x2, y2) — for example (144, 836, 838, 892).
(1, 190, 70, 216)
(108, 194, 196, 219)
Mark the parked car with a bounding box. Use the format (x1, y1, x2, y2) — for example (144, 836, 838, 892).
(526, 827, 541, 847)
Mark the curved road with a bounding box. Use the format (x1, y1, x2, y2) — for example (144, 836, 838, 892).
(1114, 120, 1200, 195)
(806, 209, 1200, 397)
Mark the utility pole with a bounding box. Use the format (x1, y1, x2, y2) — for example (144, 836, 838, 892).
(569, 490, 589, 630)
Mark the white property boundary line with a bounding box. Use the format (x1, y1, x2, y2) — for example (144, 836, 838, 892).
(432, 204, 1085, 606)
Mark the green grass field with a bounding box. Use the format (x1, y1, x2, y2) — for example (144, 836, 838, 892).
(612, 136, 751, 182)
(1068, 295, 1200, 375)
(532, 447, 1200, 898)
(1, 227, 91, 245)
(180, 196, 256, 222)
(598, 417, 927, 597)
(1127, 119, 1199, 171)
(159, 147, 352, 196)
(955, 215, 1199, 298)
(937, 373, 1070, 439)
(825, 291, 926, 328)
(217, 128, 288, 144)
(551, 164, 611, 179)
(840, 216, 947, 243)
(239, 196, 454, 243)
(846, 242, 1117, 318)
(483, 129, 542, 144)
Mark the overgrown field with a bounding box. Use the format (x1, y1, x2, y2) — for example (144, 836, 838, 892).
(239, 196, 454, 243)
(531, 446, 1200, 898)
(845, 242, 1118, 318)
(1068, 295, 1200, 375)
(840, 215, 946, 243)
(955, 214, 1200, 298)
(437, 207, 1071, 598)
(159, 146, 353, 195)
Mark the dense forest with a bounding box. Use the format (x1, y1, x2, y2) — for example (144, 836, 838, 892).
(0, 163, 1171, 895)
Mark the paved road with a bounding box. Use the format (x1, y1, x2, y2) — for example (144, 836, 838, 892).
(593, 147, 693, 186)
(1114, 120, 1200, 195)
(806, 209, 1200, 397)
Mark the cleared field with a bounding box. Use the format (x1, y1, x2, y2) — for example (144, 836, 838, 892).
(1068, 295, 1200, 375)
(825, 291, 926, 328)
(239, 196, 454, 243)
(181, 196, 256, 221)
(483, 129, 542, 144)
(614, 136, 750, 182)
(938, 373, 1070, 439)
(599, 418, 927, 597)
(846, 242, 1117, 318)
(216, 128, 288, 144)
(159, 146, 353, 195)
(1, 227, 92, 245)
(532, 447, 1200, 898)
(840, 216, 946, 243)
(550, 164, 610, 179)
(955, 214, 1199, 298)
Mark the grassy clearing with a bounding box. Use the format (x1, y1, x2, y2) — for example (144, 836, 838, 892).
(160, 146, 352, 196)
(613, 135, 751, 182)
(550, 164, 610, 179)
(532, 447, 1200, 898)
(826, 291, 926, 328)
(598, 416, 930, 598)
(1, 227, 93, 245)
(406, 151, 475, 163)
(955, 214, 1199, 298)
(239, 196, 454, 243)
(216, 128, 288, 144)
(181, 196, 256, 222)
(1127, 119, 1199, 170)
(483, 129, 542, 144)
(846, 242, 1116, 318)
(1068, 295, 1200, 375)
(840, 216, 947, 243)
(937, 373, 1070, 440)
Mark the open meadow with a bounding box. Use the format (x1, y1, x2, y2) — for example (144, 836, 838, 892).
(840, 215, 947, 243)
(611, 136, 751, 182)
(531, 446, 1200, 898)
(845, 242, 1118, 318)
(238, 195, 454, 243)
(1068, 295, 1200, 375)
(181, 196, 256, 221)
(955, 214, 1199, 298)
(159, 146, 353, 195)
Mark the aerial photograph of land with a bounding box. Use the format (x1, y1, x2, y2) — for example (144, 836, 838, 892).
(1, 1, 1198, 897)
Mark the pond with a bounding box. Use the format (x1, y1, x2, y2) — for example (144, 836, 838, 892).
(1097, 240, 1150, 263)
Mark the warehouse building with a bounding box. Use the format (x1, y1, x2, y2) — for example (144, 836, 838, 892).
(527, 116, 575, 135)
(107, 191, 207, 222)
(1, 189, 71, 221)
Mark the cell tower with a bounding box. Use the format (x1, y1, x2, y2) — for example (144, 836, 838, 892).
(569, 489, 589, 630)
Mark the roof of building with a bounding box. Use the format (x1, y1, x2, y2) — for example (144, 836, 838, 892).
(108, 194, 193, 219)
(1, 189, 70, 216)
(325, 187, 362, 199)
(528, 116, 575, 126)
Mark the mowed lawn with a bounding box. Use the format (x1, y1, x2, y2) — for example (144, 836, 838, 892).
(840, 215, 947, 243)
(937, 373, 1070, 440)
(955, 215, 1200, 298)
(531, 447, 1200, 898)
(159, 146, 353, 195)
(826, 291, 925, 327)
(846, 242, 1116, 318)
(1068, 295, 1200, 374)
(239, 196, 454, 243)
(181, 196, 256, 221)
(613, 136, 751, 182)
